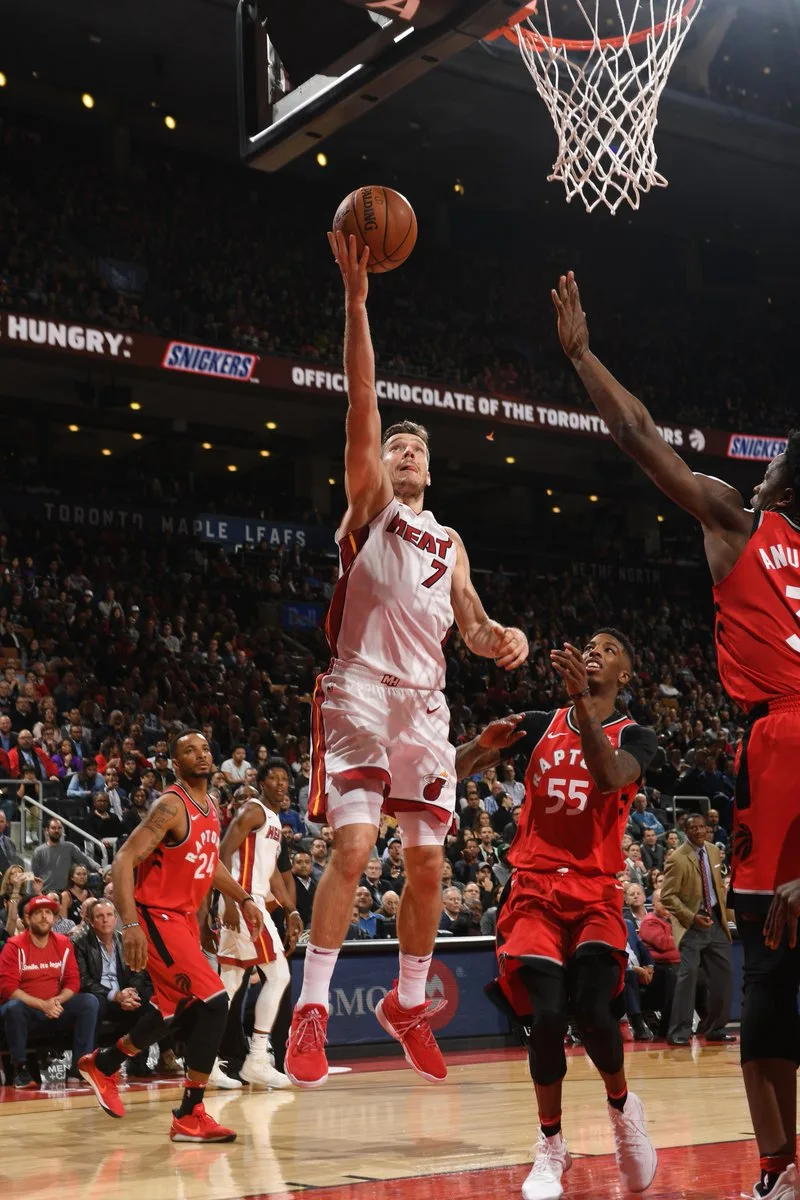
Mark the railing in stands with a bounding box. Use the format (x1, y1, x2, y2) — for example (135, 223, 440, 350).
(14, 790, 109, 869)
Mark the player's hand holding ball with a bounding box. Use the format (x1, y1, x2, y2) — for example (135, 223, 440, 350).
(241, 897, 265, 944)
(122, 923, 149, 971)
(552, 271, 590, 364)
(328, 229, 370, 306)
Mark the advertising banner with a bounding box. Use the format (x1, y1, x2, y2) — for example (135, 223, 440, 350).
(1, 311, 785, 460)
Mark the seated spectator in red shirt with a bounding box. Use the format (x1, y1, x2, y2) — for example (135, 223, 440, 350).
(637, 888, 680, 1037)
(0, 894, 99, 1088)
(7, 729, 58, 781)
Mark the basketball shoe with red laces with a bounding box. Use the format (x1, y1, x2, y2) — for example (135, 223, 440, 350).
(78, 1050, 125, 1119)
(170, 1103, 237, 1143)
(375, 982, 447, 1082)
(285, 1003, 330, 1088)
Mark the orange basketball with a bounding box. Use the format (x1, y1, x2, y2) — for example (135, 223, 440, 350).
(332, 185, 417, 274)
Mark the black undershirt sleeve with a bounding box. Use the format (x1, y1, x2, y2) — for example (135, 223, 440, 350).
(619, 724, 658, 777)
(498, 710, 556, 763)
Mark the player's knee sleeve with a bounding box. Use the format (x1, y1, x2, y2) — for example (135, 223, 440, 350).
(186, 991, 229, 1076)
(527, 1008, 569, 1085)
(570, 950, 624, 1076)
(128, 1004, 171, 1053)
(264, 954, 291, 993)
(741, 976, 800, 1065)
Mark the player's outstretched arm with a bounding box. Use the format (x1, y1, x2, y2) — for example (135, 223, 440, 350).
(329, 230, 393, 534)
(113, 793, 186, 970)
(552, 272, 750, 537)
(455, 714, 526, 779)
(447, 528, 528, 670)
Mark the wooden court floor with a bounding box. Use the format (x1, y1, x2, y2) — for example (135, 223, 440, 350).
(0, 1040, 782, 1200)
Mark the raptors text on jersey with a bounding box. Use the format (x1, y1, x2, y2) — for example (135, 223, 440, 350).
(134, 783, 220, 914)
(324, 499, 456, 690)
(505, 707, 657, 876)
(714, 510, 800, 709)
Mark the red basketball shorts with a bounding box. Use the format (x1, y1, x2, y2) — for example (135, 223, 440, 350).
(733, 698, 800, 900)
(137, 905, 226, 1019)
(496, 868, 627, 976)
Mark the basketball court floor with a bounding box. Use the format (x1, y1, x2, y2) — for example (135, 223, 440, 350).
(0, 1039, 777, 1200)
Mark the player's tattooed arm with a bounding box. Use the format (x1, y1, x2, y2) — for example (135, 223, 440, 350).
(455, 715, 526, 780)
(111, 796, 185, 968)
(447, 529, 528, 670)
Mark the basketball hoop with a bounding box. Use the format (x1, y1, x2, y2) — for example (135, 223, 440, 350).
(488, 0, 703, 214)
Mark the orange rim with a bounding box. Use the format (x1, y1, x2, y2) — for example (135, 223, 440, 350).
(488, 0, 699, 52)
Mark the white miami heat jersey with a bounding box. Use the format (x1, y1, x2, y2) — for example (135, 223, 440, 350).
(230, 799, 282, 901)
(325, 500, 456, 690)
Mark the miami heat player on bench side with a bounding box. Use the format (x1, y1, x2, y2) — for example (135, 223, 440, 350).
(285, 231, 528, 1089)
(554, 270, 800, 1200)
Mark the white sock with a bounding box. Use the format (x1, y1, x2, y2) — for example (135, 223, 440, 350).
(250, 1031, 270, 1056)
(398, 951, 432, 1009)
(297, 943, 339, 1008)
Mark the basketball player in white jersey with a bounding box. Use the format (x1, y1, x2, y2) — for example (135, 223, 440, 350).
(212, 759, 303, 1089)
(285, 231, 528, 1088)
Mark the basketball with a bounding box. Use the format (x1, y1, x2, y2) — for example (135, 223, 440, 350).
(332, 185, 417, 273)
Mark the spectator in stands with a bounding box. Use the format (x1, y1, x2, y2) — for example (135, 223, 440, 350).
(360, 857, 386, 907)
(623, 918, 655, 1041)
(475, 825, 500, 868)
(120, 787, 149, 839)
(7, 730, 58, 781)
(152, 752, 175, 792)
(629, 792, 665, 838)
(353, 887, 380, 939)
(278, 793, 305, 839)
(0, 894, 99, 1088)
(441, 858, 457, 891)
(221, 745, 251, 785)
(73, 898, 153, 1077)
(0, 812, 22, 875)
(52, 738, 82, 780)
(491, 789, 517, 835)
(624, 843, 647, 888)
(2, 865, 30, 939)
(455, 837, 481, 885)
(87, 793, 123, 856)
(499, 761, 525, 805)
(493, 844, 512, 889)
(638, 888, 680, 1038)
(439, 887, 471, 936)
(625, 883, 649, 929)
(0, 715, 16, 754)
(640, 827, 665, 872)
(102, 767, 126, 819)
(139, 767, 160, 807)
(377, 891, 399, 939)
(476, 862, 496, 911)
(118, 754, 141, 796)
(60, 863, 92, 926)
(67, 760, 103, 802)
(459, 787, 484, 831)
(30, 818, 101, 893)
(291, 850, 316, 927)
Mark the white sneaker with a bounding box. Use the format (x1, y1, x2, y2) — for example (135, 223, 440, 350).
(609, 1092, 657, 1193)
(746, 1163, 799, 1199)
(240, 1053, 291, 1089)
(521, 1131, 573, 1200)
(207, 1059, 243, 1090)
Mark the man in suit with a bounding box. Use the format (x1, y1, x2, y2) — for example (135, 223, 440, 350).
(438, 887, 471, 936)
(73, 898, 153, 1076)
(291, 850, 317, 927)
(640, 827, 665, 872)
(660, 812, 733, 1046)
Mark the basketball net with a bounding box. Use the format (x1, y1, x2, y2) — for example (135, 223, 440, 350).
(489, 0, 703, 214)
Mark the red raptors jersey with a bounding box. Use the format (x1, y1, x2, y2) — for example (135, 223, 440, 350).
(507, 707, 656, 877)
(135, 783, 220, 914)
(714, 510, 800, 710)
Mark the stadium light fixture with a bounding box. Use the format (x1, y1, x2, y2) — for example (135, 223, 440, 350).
(227, 464, 238, 472)
(0, 73, 7, 89)
(551, 506, 561, 514)
(265, 421, 278, 430)
(81, 92, 95, 109)
(129, 401, 141, 411)
(589, 494, 599, 502)
(68, 424, 79, 433)
(164, 115, 177, 131)
(259, 449, 271, 458)
(546, 488, 553, 496)
(505, 456, 516, 465)
(316, 152, 328, 167)
(131, 432, 143, 441)
(202, 442, 213, 450)
(657, 514, 665, 523)
(453, 179, 465, 196)
(328, 477, 336, 485)
(101, 448, 112, 457)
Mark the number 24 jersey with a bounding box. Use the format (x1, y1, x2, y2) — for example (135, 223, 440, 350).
(504, 707, 657, 877)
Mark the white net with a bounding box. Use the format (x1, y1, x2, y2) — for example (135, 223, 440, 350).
(507, 0, 703, 213)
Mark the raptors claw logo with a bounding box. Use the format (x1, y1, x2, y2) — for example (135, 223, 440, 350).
(732, 824, 753, 862)
(173, 973, 192, 995)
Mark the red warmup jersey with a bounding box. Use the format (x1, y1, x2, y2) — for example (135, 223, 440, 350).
(505, 707, 657, 876)
(714, 510, 800, 709)
(134, 783, 220, 913)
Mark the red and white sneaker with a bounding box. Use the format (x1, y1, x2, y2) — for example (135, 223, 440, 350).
(746, 1163, 799, 1199)
(375, 982, 447, 1082)
(170, 1103, 237, 1143)
(78, 1050, 125, 1119)
(285, 1003, 329, 1089)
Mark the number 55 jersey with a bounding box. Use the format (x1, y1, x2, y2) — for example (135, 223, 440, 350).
(505, 707, 657, 876)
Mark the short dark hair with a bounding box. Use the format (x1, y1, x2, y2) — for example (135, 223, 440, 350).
(686, 812, 707, 827)
(785, 429, 800, 497)
(257, 757, 290, 783)
(593, 627, 635, 671)
(381, 420, 430, 458)
(169, 728, 205, 759)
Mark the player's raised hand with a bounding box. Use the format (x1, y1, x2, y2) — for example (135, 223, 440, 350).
(551, 642, 590, 699)
(477, 713, 527, 752)
(763, 878, 800, 949)
(551, 271, 589, 363)
(327, 230, 370, 305)
(495, 626, 529, 670)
